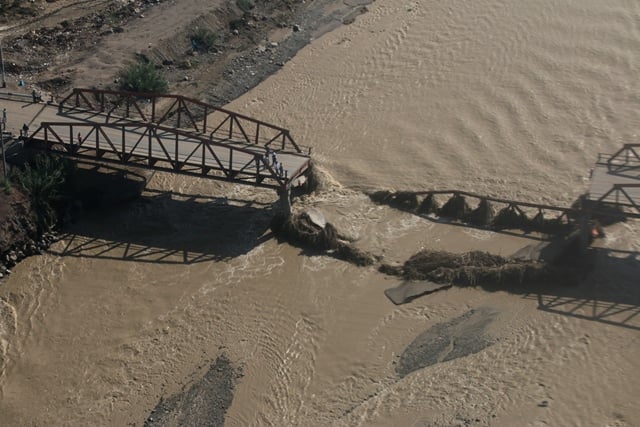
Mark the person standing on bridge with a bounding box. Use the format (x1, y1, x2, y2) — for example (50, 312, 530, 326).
(21, 123, 28, 137)
(2, 108, 6, 131)
(77, 131, 82, 143)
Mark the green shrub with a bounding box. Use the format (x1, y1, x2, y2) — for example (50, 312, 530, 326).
(191, 27, 217, 52)
(2, 178, 12, 195)
(119, 61, 169, 94)
(236, 0, 254, 12)
(15, 154, 73, 230)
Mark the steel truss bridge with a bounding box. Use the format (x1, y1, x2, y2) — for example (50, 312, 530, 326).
(23, 88, 311, 190)
(588, 143, 640, 216)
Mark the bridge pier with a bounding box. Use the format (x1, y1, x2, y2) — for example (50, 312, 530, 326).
(278, 186, 292, 217)
(577, 211, 591, 254)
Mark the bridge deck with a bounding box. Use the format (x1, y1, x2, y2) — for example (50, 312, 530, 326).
(588, 162, 640, 204)
(0, 94, 310, 189)
(587, 145, 640, 214)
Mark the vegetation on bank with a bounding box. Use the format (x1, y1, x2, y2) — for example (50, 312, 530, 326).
(2, 178, 12, 195)
(236, 0, 255, 13)
(119, 60, 169, 93)
(12, 154, 74, 231)
(190, 27, 218, 52)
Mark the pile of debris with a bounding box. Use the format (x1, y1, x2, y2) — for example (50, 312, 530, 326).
(270, 208, 377, 266)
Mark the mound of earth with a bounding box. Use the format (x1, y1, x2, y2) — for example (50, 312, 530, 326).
(397, 308, 496, 377)
(145, 355, 241, 427)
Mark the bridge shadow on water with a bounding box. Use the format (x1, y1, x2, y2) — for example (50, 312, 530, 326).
(48, 189, 277, 265)
(520, 247, 640, 331)
(388, 205, 640, 331)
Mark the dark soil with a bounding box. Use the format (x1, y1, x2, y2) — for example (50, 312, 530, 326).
(2, 0, 373, 105)
(0, 186, 44, 274)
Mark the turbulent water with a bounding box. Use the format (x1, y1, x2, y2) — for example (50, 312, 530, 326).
(2, 1, 640, 426)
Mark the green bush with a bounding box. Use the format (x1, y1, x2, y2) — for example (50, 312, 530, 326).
(2, 178, 12, 195)
(236, 0, 254, 12)
(191, 27, 217, 52)
(119, 61, 169, 94)
(15, 154, 73, 230)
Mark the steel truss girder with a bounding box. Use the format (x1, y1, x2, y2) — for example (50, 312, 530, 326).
(26, 121, 296, 190)
(58, 88, 308, 154)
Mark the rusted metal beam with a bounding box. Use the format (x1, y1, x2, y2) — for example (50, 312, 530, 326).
(59, 88, 304, 153)
(34, 88, 313, 190)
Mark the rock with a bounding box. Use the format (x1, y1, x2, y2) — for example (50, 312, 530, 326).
(303, 208, 326, 229)
(232, 29, 239, 35)
(292, 24, 301, 32)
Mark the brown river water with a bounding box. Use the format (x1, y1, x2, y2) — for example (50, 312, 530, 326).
(1, 0, 640, 426)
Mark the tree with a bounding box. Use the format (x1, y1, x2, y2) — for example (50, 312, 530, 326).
(119, 61, 169, 94)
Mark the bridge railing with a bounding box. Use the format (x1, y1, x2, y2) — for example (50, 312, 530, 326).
(408, 189, 640, 221)
(25, 120, 300, 189)
(602, 143, 640, 168)
(595, 183, 640, 214)
(0, 91, 40, 104)
(57, 88, 309, 154)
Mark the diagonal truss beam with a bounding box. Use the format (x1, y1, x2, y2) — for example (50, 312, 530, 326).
(58, 88, 308, 154)
(24, 121, 296, 190)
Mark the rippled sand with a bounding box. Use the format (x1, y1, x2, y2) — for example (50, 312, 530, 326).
(2, 0, 640, 426)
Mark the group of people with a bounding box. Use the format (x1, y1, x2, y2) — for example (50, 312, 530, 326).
(2, 104, 32, 138)
(264, 148, 287, 178)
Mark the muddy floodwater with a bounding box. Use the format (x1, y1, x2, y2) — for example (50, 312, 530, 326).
(2, 0, 640, 426)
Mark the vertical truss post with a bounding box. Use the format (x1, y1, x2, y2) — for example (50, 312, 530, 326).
(255, 155, 260, 182)
(148, 124, 152, 166)
(177, 99, 182, 129)
(255, 123, 260, 145)
(175, 133, 179, 170)
(95, 125, 100, 153)
(202, 138, 206, 174)
(203, 106, 208, 134)
(120, 126, 125, 161)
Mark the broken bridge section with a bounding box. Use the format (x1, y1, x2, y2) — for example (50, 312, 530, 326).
(24, 88, 311, 190)
(588, 144, 640, 216)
